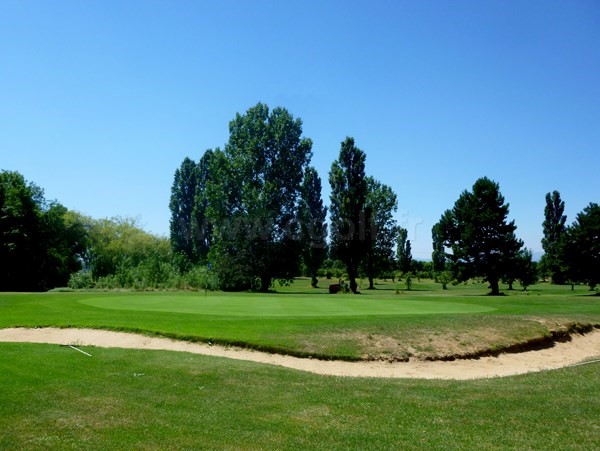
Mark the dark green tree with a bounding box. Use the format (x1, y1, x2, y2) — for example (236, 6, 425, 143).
(563, 203, 600, 291)
(299, 167, 328, 288)
(37, 202, 88, 289)
(436, 177, 523, 296)
(329, 137, 371, 294)
(0, 171, 87, 291)
(396, 227, 412, 274)
(169, 157, 199, 262)
(541, 191, 567, 284)
(0, 171, 42, 290)
(207, 103, 312, 292)
(191, 149, 215, 264)
(362, 177, 398, 289)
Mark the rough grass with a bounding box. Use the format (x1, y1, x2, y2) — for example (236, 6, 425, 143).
(1, 342, 599, 449)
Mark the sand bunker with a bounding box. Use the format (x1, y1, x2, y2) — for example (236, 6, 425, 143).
(0, 327, 598, 380)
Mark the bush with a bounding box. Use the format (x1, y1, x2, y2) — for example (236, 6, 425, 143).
(68, 271, 95, 289)
(95, 274, 119, 289)
(182, 266, 217, 290)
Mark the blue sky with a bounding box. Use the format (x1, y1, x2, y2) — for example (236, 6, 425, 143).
(1, 0, 599, 259)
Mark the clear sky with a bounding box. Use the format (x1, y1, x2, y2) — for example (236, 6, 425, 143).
(1, 0, 599, 259)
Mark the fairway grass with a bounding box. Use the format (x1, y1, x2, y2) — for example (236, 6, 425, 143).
(1, 342, 599, 449)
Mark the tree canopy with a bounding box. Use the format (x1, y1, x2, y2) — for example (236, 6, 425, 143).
(206, 103, 313, 292)
(0, 171, 86, 291)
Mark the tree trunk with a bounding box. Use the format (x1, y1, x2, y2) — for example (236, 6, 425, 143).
(259, 275, 271, 293)
(489, 278, 500, 296)
(368, 276, 375, 290)
(311, 275, 318, 288)
(348, 266, 358, 294)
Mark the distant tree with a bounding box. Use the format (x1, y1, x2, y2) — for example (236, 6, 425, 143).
(329, 137, 371, 294)
(563, 203, 600, 291)
(207, 103, 312, 292)
(191, 149, 215, 264)
(396, 227, 412, 274)
(410, 259, 425, 275)
(431, 222, 446, 280)
(421, 261, 434, 279)
(169, 157, 199, 262)
(435, 177, 523, 296)
(541, 191, 567, 284)
(405, 274, 413, 291)
(437, 270, 454, 290)
(299, 167, 328, 288)
(516, 248, 538, 291)
(537, 257, 551, 282)
(362, 177, 398, 289)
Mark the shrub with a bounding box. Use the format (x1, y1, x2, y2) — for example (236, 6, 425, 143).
(68, 271, 95, 289)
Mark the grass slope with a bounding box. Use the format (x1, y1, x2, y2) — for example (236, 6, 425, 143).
(1, 342, 599, 449)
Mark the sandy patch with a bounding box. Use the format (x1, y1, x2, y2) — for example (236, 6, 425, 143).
(0, 327, 598, 380)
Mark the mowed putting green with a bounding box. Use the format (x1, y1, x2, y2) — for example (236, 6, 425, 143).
(79, 292, 495, 317)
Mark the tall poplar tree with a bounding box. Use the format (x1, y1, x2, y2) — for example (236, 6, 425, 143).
(299, 167, 328, 288)
(191, 149, 215, 263)
(431, 222, 446, 276)
(396, 227, 412, 274)
(541, 191, 567, 284)
(329, 137, 371, 294)
(169, 157, 199, 262)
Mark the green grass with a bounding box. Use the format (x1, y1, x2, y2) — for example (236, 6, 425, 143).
(78, 292, 494, 316)
(1, 342, 599, 449)
(1, 279, 599, 360)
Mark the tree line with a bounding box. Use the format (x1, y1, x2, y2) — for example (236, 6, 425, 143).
(169, 103, 414, 293)
(169, 103, 598, 294)
(539, 192, 598, 290)
(432, 182, 598, 294)
(1, 103, 597, 292)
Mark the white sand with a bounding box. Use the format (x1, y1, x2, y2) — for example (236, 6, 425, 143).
(0, 327, 598, 380)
